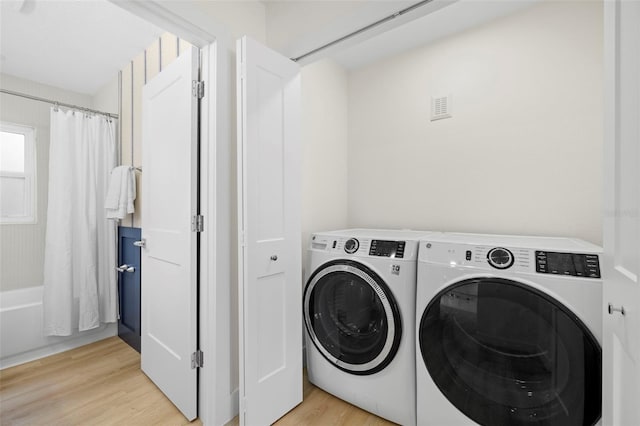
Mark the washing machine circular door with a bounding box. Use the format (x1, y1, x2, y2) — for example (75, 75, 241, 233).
(304, 259, 402, 375)
(419, 277, 601, 426)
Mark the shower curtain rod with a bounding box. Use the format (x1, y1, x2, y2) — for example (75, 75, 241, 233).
(0, 89, 119, 119)
(290, 0, 436, 63)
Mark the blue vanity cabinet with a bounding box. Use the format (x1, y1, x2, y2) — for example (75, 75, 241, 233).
(117, 226, 141, 352)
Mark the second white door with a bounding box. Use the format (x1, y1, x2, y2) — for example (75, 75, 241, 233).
(237, 36, 302, 426)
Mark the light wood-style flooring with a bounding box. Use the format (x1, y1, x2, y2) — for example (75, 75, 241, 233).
(1, 337, 395, 426)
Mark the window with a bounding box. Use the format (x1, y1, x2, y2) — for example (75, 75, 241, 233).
(0, 122, 36, 224)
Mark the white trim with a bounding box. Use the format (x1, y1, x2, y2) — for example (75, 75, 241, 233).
(198, 43, 214, 426)
(109, 1, 213, 47)
(236, 37, 247, 425)
(209, 33, 238, 426)
(0, 122, 37, 225)
(108, 0, 229, 49)
(199, 34, 236, 426)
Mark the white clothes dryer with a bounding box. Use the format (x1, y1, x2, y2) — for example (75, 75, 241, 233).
(304, 229, 435, 426)
(416, 233, 602, 426)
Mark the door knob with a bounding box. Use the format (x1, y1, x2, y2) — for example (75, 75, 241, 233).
(116, 264, 135, 273)
(133, 239, 146, 248)
(608, 303, 625, 315)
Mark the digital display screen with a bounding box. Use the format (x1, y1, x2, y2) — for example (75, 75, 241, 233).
(370, 240, 396, 257)
(370, 240, 405, 258)
(547, 252, 575, 274)
(537, 251, 600, 278)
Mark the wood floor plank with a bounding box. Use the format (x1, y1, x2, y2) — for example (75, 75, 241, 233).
(230, 371, 396, 426)
(0, 337, 199, 426)
(1, 337, 396, 426)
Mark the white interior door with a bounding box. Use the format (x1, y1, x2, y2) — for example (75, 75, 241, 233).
(237, 36, 302, 426)
(602, 1, 640, 425)
(140, 46, 199, 421)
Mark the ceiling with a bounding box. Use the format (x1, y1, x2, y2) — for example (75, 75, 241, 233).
(261, 0, 541, 66)
(0, 0, 539, 96)
(330, 0, 540, 69)
(0, 0, 163, 95)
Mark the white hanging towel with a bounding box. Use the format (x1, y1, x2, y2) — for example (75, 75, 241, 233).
(105, 165, 136, 220)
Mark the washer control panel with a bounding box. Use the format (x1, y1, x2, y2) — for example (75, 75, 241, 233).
(536, 251, 601, 278)
(311, 234, 419, 260)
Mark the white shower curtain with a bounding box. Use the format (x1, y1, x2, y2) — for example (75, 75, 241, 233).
(43, 109, 118, 336)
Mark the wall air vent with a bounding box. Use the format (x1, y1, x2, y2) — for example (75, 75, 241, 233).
(431, 95, 452, 121)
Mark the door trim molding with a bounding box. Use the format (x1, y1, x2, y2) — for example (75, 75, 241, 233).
(108, 1, 218, 47)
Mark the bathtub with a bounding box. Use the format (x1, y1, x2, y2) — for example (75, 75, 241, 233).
(0, 286, 117, 369)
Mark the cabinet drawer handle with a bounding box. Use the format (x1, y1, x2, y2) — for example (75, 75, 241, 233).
(116, 264, 136, 273)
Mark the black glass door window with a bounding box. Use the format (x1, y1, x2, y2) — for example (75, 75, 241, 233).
(419, 277, 601, 426)
(304, 260, 401, 375)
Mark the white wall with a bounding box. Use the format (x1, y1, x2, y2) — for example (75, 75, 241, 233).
(192, 0, 266, 43)
(300, 59, 350, 273)
(0, 74, 94, 292)
(347, 0, 604, 245)
(92, 77, 119, 116)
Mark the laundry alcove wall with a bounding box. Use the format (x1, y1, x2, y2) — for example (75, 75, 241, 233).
(343, 0, 603, 245)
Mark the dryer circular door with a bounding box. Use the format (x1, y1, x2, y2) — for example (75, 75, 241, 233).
(419, 277, 601, 426)
(304, 259, 402, 375)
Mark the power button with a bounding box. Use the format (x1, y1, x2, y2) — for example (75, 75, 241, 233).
(465, 250, 472, 261)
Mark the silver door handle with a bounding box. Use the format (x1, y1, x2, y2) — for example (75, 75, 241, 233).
(116, 264, 135, 273)
(608, 303, 625, 315)
(133, 239, 146, 248)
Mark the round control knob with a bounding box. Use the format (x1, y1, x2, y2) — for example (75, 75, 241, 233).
(344, 238, 359, 254)
(487, 247, 514, 269)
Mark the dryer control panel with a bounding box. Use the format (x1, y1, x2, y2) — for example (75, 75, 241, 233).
(536, 251, 601, 278)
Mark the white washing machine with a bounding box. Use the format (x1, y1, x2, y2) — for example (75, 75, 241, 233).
(304, 229, 435, 426)
(416, 233, 602, 426)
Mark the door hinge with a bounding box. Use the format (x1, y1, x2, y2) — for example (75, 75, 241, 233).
(191, 350, 204, 369)
(192, 215, 204, 232)
(192, 80, 205, 99)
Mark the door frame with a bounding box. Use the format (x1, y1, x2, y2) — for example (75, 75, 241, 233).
(108, 2, 235, 424)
